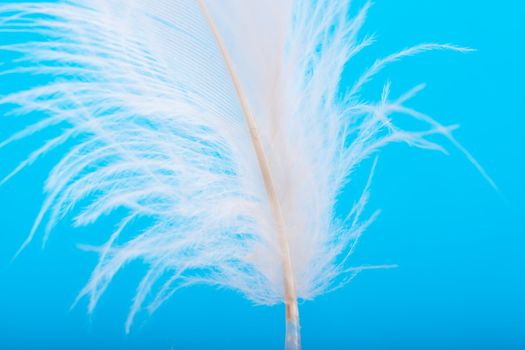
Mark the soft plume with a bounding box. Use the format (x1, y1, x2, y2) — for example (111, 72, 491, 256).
(0, 1, 489, 342)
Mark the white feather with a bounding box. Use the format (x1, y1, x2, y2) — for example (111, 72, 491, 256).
(0, 0, 490, 342)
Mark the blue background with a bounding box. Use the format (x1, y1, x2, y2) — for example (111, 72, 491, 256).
(0, 1, 523, 349)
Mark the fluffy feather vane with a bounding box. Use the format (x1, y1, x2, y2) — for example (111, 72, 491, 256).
(0, 1, 488, 347)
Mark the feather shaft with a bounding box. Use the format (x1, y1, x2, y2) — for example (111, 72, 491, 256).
(195, 1, 300, 346)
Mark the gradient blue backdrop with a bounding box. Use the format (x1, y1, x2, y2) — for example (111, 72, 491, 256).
(0, 1, 523, 349)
